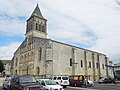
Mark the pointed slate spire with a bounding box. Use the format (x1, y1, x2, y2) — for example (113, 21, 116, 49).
(30, 4, 43, 18)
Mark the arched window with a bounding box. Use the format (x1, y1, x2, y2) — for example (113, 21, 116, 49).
(81, 60, 83, 67)
(102, 64, 104, 69)
(15, 70, 17, 75)
(39, 24, 41, 31)
(89, 61, 91, 68)
(70, 58, 72, 66)
(36, 67, 40, 75)
(36, 23, 38, 30)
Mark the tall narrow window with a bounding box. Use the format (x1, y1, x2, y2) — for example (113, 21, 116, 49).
(70, 58, 72, 66)
(36, 23, 38, 30)
(102, 64, 104, 70)
(81, 60, 83, 67)
(15, 70, 17, 75)
(37, 67, 40, 75)
(89, 61, 91, 68)
(39, 48, 42, 61)
(39, 24, 41, 31)
(96, 63, 98, 69)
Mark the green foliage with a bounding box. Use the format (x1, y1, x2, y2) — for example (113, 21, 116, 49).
(0, 60, 5, 73)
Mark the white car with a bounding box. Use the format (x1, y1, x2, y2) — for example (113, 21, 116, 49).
(3, 76, 11, 90)
(51, 75, 69, 88)
(38, 79, 64, 90)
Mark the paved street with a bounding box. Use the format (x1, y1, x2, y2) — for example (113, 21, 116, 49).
(0, 77, 120, 90)
(88, 83, 120, 90)
(65, 83, 120, 90)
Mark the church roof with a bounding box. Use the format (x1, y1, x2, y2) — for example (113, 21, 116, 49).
(18, 36, 105, 56)
(30, 4, 44, 18)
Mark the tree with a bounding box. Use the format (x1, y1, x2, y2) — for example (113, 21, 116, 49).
(0, 60, 5, 74)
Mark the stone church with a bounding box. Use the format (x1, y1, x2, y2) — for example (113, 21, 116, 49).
(12, 4, 113, 81)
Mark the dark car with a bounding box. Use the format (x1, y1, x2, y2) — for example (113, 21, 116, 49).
(98, 77, 115, 84)
(10, 75, 44, 90)
(69, 75, 85, 86)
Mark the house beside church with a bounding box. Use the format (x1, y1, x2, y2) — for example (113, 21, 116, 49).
(1, 60, 11, 76)
(12, 4, 113, 81)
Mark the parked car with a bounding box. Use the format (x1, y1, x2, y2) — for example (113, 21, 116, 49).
(38, 79, 64, 90)
(51, 75, 69, 88)
(98, 77, 115, 84)
(69, 75, 85, 87)
(10, 75, 44, 90)
(3, 76, 11, 90)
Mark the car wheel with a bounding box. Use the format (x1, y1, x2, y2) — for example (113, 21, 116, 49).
(74, 84, 77, 86)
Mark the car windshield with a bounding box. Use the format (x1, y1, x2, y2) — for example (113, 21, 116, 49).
(45, 80, 57, 85)
(19, 76, 37, 84)
(62, 77, 68, 80)
(53, 77, 57, 80)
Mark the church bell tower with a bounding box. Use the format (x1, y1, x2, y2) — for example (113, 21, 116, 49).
(25, 4, 47, 38)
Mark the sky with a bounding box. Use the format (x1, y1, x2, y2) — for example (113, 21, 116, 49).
(0, 0, 120, 64)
